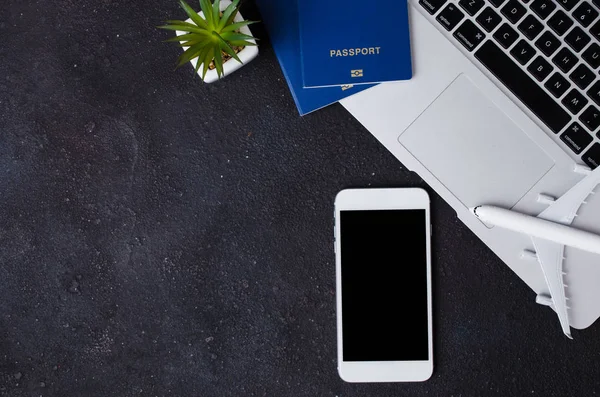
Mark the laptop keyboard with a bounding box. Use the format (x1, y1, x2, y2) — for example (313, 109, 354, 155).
(419, 0, 600, 169)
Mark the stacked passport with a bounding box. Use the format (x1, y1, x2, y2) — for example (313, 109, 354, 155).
(255, 0, 413, 115)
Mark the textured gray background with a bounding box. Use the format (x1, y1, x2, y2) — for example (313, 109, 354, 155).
(1, 0, 600, 396)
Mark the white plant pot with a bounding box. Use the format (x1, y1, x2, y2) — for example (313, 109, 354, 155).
(175, 0, 258, 83)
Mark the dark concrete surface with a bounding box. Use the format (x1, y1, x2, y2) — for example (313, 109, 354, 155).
(1, 0, 600, 396)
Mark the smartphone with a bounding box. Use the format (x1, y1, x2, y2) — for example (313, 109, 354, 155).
(334, 188, 433, 383)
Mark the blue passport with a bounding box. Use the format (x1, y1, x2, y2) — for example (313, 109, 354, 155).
(254, 0, 375, 115)
(298, 0, 413, 88)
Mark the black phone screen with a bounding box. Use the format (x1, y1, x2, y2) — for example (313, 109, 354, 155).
(340, 209, 429, 362)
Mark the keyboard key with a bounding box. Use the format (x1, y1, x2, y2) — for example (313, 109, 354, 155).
(453, 20, 486, 51)
(590, 20, 600, 41)
(511, 39, 537, 64)
(437, 4, 465, 31)
(565, 27, 591, 51)
(494, 23, 519, 48)
(531, 0, 557, 19)
(552, 47, 579, 72)
(489, 0, 506, 6)
(501, 0, 527, 23)
(420, 0, 448, 14)
(558, 0, 581, 11)
(579, 105, 600, 130)
(573, 2, 599, 27)
(582, 143, 600, 169)
(583, 43, 600, 68)
(594, 0, 600, 8)
(561, 123, 593, 153)
(569, 63, 595, 88)
(477, 7, 502, 32)
(459, 0, 485, 16)
(545, 72, 571, 97)
(562, 89, 589, 113)
(587, 80, 600, 105)
(548, 10, 575, 35)
(535, 31, 561, 56)
(475, 41, 570, 133)
(528, 56, 554, 80)
(518, 15, 544, 40)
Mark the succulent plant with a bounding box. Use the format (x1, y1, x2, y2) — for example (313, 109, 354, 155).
(159, 0, 258, 79)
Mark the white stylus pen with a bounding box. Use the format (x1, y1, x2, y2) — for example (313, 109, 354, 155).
(471, 205, 600, 256)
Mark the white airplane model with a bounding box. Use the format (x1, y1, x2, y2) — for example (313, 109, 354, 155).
(472, 166, 600, 339)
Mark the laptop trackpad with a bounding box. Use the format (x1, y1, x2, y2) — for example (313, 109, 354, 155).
(399, 74, 554, 209)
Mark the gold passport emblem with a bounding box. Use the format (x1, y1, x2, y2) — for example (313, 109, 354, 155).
(341, 84, 354, 91)
(351, 69, 363, 78)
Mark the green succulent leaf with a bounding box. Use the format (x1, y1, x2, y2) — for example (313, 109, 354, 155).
(213, 50, 224, 78)
(214, 32, 241, 63)
(220, 20, 257, 33)
(194, 45, 211, 76)
(199, 0, 214, 28)
(217, 0, 239, 30)
(193, 56, 202, 75)
(201, 47, 215, 79)
(158, 24, 206, 34)
(166, 20, 198, 27)
(176, 40, 204, 47)
(225, 0, 240, 25)
(220, 32, 255, 42)
(228, 40, 257, 47)
(164, 33, 196, 42)
(179, 0, 208, 29)
(212, 0, 221, 26)
(177, 42, 207, 68)
(164, 32, 211, 43)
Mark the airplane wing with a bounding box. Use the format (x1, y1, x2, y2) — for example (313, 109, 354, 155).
(538, 167, 600, 225)
(531, 237, 571, 338)
(532, 166, 600, 338)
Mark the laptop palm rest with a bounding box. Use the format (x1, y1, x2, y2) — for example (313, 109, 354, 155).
(399, 74, 555, 210)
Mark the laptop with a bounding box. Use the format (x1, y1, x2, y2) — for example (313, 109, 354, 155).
(341, 0, 600, 331)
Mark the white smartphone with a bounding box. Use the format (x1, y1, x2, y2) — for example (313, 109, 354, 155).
(334, 188, 433, 383)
